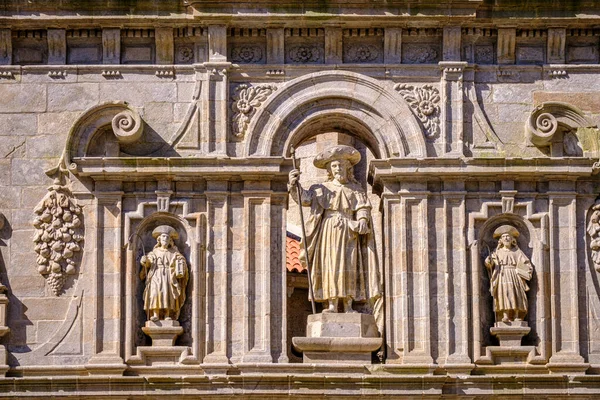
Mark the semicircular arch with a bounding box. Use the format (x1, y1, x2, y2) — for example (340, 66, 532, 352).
(243, 71, 426, 159)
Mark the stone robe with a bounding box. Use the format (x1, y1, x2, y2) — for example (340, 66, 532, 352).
(296, 180, 381, 308)
(489, 246, 532, 314)
(140, 246, 188, 318)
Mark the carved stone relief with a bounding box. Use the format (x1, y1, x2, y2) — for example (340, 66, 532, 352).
(230, 44, 264, 63)
(588, 200, 600, 273)
(402, 43, 440, 64)
(394, 83, 441, 138)
(231, 83, 277, 138)
(33, 178, 83, 296)
(287, 44, 323, 63)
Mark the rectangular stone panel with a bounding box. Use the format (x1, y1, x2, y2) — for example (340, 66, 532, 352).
(284, 28, 324, 64)
(342, 29, 384, 63)
(228, 28, 267, 64)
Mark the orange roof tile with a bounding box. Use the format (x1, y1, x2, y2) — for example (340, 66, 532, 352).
(286, 234, 306, 273)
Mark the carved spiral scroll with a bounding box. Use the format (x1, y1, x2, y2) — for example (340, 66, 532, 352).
(112, 109, 143, 144)
(526, 101, 594, 147)
(528, 111, 558, 147)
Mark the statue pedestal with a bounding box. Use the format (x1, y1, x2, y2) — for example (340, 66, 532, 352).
(142, 320, 183, 346)
(490, 320, 530, 347)
(129, 320, 188, 366)
(479, 321, 536, 366)
(292, 313, 381, 364)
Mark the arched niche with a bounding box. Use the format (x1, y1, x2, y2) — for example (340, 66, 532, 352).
(124, 208, 205, 365)
(471, 210, 550, 365)
(243, 70, 427, 159)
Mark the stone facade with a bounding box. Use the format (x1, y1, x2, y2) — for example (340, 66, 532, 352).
(0, 0, 600, 397)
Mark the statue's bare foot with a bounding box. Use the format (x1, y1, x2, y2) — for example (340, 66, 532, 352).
(323, 299, 338, 313)
(165, 316, 172, 321)
(150, 315, 159, 322)
(502, 313, 510, 323)
(343, 299, 357, 313)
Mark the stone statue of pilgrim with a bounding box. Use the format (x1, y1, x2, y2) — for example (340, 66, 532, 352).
(484, 225, 533, 323)
(140, 225, 188, 322)
(288, 145, 382, 324)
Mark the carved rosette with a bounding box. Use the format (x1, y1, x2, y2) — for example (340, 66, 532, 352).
(230, 45, 264, 63)
(231, 83, 277, 138)
(587, 200, 600, 272)
(33, 179, 83, 296)
(287, 45, 322, 63)
(403, 45, 438, 64)
(394, 83, 441, 138)
(345, 44, 379, 63)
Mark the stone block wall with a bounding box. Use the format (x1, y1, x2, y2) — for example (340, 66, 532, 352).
(0, 0, 599, 397)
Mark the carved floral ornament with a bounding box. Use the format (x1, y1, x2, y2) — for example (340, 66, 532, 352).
(394, 83, 441, 138)
(231, 83, 278, 138)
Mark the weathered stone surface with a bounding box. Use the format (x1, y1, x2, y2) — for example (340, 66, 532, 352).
(0, 1, 599, 397)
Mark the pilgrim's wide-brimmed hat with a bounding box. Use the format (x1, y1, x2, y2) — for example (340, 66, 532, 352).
(152, 225, 179, 240)
(493, 224, 519, 239)
(313, 145, 361, 169)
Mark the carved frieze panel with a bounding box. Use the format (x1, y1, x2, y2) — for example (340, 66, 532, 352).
(33, 178, 84, 296)
(231, 83, 277, 138)
(566, 30, 600, 64)
(342, 29, 383, 63)
(401, 28, 441, 64)
(121, 29, 155, 64)
(174, 27, 207, 64)
(461, 29, 497, 64)
(284, 28, 324, 64)
(516, 29, 547, 64)
(66, 29, 102, 64)
(12, 30, 47, 65)
(394, 83, 441, 138)
(228, 28, 267, 64)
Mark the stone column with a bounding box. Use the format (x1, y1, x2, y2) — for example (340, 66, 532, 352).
(439, 62, 467, 156)
(86, 182, 126, 375)
(384, 28, 402, 64)
(155, 27, 174, 64)
(203, 180, 231, 363)
(47, 29, 66, 65)
(497, 28, 516, 65)
(0, 29, 11, 65)
(443, 27, 462, 62)
(325, 27, 342, 64)
(240, 181, 273, 362)
(267, 28, 285, 64)
(102, 28, 121, 64)
(547, 182, 588, 374)
(384, 182, 434, 366)
(547, 28, 566, 64)
(441, 182, 472, 372)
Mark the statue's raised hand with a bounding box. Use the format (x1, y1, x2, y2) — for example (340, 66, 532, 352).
(288, 168, 301, 187)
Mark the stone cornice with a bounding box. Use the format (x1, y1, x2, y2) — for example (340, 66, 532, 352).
(370, 157, 600, 181)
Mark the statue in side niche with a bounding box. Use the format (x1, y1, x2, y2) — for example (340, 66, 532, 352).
(140, 225, 188, 322)
(288, 145, 382, 318)
(485, 225, 533, 323)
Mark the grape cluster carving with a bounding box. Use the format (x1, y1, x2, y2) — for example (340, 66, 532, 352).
(33, 180, 83, 296)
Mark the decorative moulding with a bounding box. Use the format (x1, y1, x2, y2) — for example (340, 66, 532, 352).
(526, 101, 595, 147)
